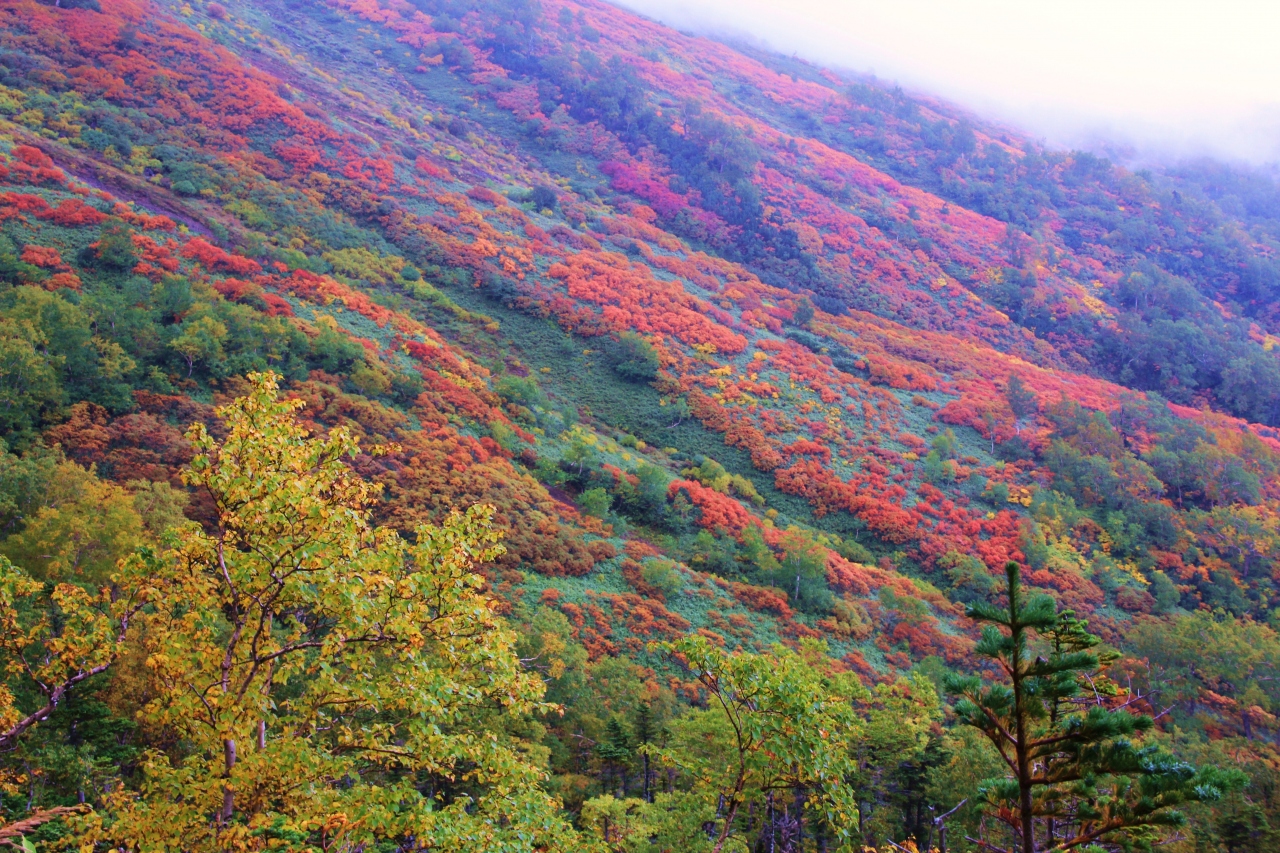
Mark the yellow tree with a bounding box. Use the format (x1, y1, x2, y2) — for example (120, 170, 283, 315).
(0, 555, 142, 842)
(99, 372, 591, 852)
(1, 460, 146, 583)
(648, 637, 865, 853)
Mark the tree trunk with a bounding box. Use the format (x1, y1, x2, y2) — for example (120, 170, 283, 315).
(1010, 586, 1036, 853)
(222, 738, 237, 822)
(712, 796, 741, 853)
(767, 793, 776, 853)
(1017, 741, 1034, 850)
(793, 785, 806, 849)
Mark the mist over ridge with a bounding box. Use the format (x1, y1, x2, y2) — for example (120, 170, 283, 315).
(614, 0, 1280, 171)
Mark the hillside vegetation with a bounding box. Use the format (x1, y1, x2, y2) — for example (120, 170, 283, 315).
(1, 0, 1279, 850)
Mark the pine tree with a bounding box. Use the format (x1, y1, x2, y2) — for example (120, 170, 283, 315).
(598, 716, 633, 797)
(1215, 796, 1277, 853)
(634, 701, 656, 803)
(946, 561, 1241, 853)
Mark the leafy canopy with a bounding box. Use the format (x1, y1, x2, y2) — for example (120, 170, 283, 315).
(95, 372, 592, 852)
(652, 636, 865, 852)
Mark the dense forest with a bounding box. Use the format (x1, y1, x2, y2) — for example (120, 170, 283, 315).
(1, 0, 1279, 850)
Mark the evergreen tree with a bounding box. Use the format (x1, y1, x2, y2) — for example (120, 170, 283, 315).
(597, 716, 633, 797)
(634, 701, 656, 803)
(946, 561, 1241, 852)
(1215, 795, 1277, 853)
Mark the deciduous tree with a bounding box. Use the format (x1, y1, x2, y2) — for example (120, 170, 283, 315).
(652, 637, 863, 852)
(99, 372, 590, 852)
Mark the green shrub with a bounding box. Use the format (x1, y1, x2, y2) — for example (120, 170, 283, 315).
(641, 558, 683, 597)
(608, 332, 660, 382)
(578, 487, 611, 518)
(495, 374, 546, 409)
(528, 185, 558, 211)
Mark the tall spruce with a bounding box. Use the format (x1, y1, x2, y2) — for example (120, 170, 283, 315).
(634, 701, 656, 803)
(597, 716, 633, 797)
(946, 561, 1241, 852)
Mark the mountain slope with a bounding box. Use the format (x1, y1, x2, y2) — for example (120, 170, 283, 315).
(2, 0, 1280, 844)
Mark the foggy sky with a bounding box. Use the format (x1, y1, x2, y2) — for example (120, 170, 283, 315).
(613, 0, 1280, 168)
